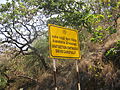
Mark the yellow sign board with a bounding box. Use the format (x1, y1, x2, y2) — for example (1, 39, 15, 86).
(49, 24, 81, 59)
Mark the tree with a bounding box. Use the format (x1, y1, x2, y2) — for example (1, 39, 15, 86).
(0, 0, 49, 69)
(0, 0, 119, 69)
(47, 0, 120, 42)
(0, 0, 87, 70)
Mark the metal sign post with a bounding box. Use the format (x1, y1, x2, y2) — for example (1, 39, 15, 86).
(53, 59, 58, 90)
(49, 24, 81, 90)
(76, 60, 81, 90)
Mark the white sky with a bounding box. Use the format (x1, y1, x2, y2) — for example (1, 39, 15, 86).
(0, 0, 11, 4)
(0, 0, 6, 4)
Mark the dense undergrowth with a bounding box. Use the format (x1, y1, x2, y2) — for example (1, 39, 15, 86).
(0, 41, 120, 90)
(0, 0, 120, 90)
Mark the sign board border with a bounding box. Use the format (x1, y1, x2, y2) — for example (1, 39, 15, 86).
(48, 24, 81, 59)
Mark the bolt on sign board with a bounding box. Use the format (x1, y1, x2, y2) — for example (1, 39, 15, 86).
(49, 24, 81, 59)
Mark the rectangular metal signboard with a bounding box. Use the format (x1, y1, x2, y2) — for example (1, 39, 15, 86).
(49, 24, 81, 59)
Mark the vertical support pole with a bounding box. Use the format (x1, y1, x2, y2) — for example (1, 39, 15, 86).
(76, 60, 81, 90)
(53, 59, 58, 90)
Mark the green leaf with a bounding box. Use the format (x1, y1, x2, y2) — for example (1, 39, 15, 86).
(108, 15, 112, 18)
(0, 75, 7, 89)
(90, 38, 97, 42)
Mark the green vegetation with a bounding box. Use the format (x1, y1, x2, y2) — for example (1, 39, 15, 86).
(0, 0, 120, 90)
